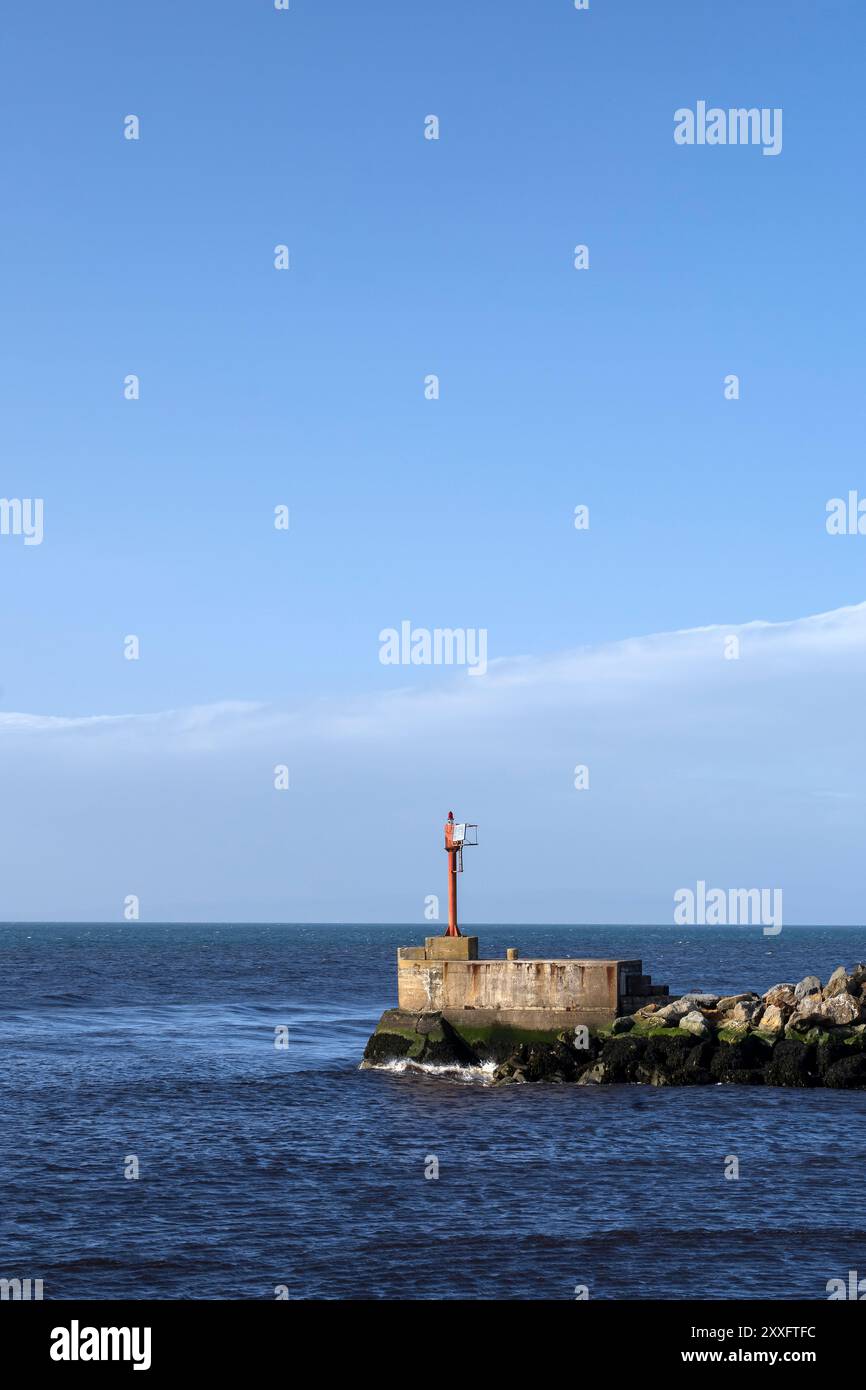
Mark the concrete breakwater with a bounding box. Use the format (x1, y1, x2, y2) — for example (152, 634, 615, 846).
(393, 936, 671, 1024)
(363, 939, 866, 1088)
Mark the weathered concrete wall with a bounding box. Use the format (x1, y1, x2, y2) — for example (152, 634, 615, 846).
(397, 954, 643, 1021)
(424, 936, 479, 960)
(398, 936, 479, 962)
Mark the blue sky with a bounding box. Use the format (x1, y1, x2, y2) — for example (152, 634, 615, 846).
(1, 1, 864, 922)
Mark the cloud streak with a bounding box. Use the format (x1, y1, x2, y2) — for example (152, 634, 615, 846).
(1, 600, 863, 923)
(2, 599, 863, 745)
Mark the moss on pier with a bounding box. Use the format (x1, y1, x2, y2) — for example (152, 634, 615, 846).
(362, 1003, 866, 1088)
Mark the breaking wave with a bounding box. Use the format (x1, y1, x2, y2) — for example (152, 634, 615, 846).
(361, 1057, 497, 1082)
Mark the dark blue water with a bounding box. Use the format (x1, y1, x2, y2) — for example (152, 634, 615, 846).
(1, 923, 865, 1300)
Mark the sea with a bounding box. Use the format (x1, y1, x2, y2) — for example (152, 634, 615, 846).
(1, 922, 864, 1301)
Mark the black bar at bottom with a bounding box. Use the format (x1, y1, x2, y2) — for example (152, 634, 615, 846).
(2, 1297, 860, 1375)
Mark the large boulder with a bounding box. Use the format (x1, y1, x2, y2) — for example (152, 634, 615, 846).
(679, 1010, 711, 1037)
(682, 1040, 716, 1084)
(363, 1029, 414, 1065)
(363, 1010, 478, 1068)
(815, 993, 864, 1026)
(652, 998, 694, 1024)
(850, 963, 866, 992)
(786, 997, 824, 1030)
(411, 1013, 479, 1065)
(763, 983, 796, 1010)
(789, 992, 864, 1030)
(575, 1061, 606, 1085)
(493, 1037, 592, 1083)
(640, 1033, 712, 1085)
(610, 1015, 636, 1034)
(813, 1031, 865, 1078)
(758, 1003, 786, 1033)
(716, 992, 760, 1012)
(710, 1032, 771, 1084)
(727, 999, 764, 1026)
(794, 975, 822, 1001)
(764, 1039, 817, 1087)
(786, 1024, 833, 1046)
(633, 1003, 661, 1021)
(596, 1034, 648, 1082)
(824, 966, 854, 999)
(522, 1043, 565, 1082)
(493, 1059, 529, 1084)
(823, 1053, 866, 1088)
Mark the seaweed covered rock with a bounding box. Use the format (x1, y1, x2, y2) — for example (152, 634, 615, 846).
(640, 1032, 712, 1086)
(362, 966, 866, 1088)
(494, 1037, 590, 1084)
(823, 1052, 866, 1088)
(763, 1038, 817, 1087)
(362, 1010, 478, 1068)
(595, 1033, 648, 1082)
(710, 1031, 772, 1084)
(363, 1027, 414, 1066)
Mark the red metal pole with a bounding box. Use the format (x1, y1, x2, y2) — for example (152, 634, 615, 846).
(447, 851, 459, 936)
(444, 812, 460, 937)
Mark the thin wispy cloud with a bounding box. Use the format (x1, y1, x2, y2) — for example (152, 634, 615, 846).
(1, 602, 862, 923)
(2, 600, 862, 744)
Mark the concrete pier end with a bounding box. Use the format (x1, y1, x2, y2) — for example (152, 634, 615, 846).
(395, 947, 669, 1024)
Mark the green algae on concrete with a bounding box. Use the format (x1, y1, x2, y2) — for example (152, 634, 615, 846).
(362, 968, 866, 1087)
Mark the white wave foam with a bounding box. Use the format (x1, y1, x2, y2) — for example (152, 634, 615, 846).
(361, 1057, 497, 1082)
